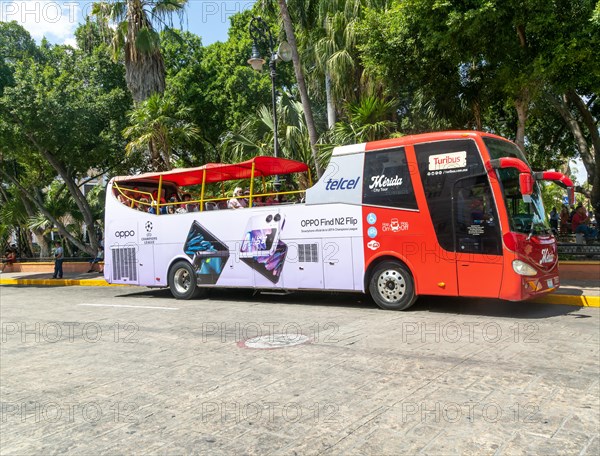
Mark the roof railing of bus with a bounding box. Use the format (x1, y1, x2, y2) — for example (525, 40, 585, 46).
(112, 181, 306, 213)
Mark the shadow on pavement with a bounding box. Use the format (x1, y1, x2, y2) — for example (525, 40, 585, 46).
(116, 288, 376, 310)
(114, 288, 584, 318)
(417, 296, 582, 319)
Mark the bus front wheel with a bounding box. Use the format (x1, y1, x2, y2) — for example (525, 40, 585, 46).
(369, 261, 416, 310)
(168, 260, 205, 300)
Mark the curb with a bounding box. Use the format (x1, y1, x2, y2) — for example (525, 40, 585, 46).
(531, 294, 600, 308)
(0, 278, 125, 287)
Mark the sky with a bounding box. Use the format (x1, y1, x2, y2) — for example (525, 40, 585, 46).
(0, 1, 589, 184)
(0, 0, 253, 46)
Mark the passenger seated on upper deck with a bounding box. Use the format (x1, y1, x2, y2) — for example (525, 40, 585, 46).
(227, 187, 247, 209)
(167, 194, 180, 214)
(138, 197, 149, 212)
(242, 189, 251, 207)
(149, 191, 168, 214)
(117, 193, 128, 205)
(182, 193, 198, 212)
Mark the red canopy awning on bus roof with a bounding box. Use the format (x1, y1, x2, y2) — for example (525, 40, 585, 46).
(114, 156, 309, 187)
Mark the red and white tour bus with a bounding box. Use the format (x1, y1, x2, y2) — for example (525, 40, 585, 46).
(104, 131, 573, 310)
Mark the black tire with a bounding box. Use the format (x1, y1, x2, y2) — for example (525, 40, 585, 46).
(168, 260, 205, 300)
(368, 261, 416, 310)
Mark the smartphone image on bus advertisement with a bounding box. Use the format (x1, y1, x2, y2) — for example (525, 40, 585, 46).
(239, 212, 284, 258)
(183, 221, 230, 285)
(241, 240, 288, 284)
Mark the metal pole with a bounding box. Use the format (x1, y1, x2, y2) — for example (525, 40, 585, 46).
(249, 17, 281, 196)
(270, 57, 280, 194)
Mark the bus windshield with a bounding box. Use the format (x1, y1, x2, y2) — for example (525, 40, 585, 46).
(484, 138, 550, 235)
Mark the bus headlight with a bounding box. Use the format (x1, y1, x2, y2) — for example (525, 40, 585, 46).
(512, 260, 537, 276)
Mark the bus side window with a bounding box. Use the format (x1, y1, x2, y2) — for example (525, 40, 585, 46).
(362, 147, 418, 210)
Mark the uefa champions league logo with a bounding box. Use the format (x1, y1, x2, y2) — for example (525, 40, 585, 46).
(145, 221, 153, 233)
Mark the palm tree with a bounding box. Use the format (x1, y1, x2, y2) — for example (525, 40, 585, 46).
(320, 95, 398, 163)
(261, 0, 322, 178)
(123, 93, 200, 170)
(92, 0, 187, 103)
(307, 0, 389, 127)
(222, 92, 318, 186)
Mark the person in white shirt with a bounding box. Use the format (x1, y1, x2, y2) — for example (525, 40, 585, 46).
(227, 187, 247, 209)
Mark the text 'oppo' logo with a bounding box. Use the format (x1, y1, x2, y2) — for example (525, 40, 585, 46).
(115, 230, 135, 238)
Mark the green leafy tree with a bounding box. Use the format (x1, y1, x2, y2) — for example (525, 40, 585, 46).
(0, 21, 40, 95)
(257, 0, 323, 176)
(159, 13, 291, 165)
(358, 0, 599, 213)
(223, 92, 315, 164)
(0, 36, 131, 255)
(301, 0, 388, 127)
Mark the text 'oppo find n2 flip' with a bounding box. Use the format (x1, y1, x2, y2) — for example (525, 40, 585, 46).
(183, 221, 229, 285)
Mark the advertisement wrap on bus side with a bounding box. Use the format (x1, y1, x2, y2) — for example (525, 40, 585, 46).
(106, 204, 364, 291)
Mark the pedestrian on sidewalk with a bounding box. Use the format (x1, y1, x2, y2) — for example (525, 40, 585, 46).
(52, 241, 64, 279)
(88, 246, 104, 273)
(549, 207, 559, 235)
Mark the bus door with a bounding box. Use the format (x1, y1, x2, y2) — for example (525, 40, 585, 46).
(136, 242, 155, 285)
(323, 238, 354, 290)
(452, 174, 503, 297)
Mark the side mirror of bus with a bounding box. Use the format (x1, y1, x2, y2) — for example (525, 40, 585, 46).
(519, 173, 533, 202)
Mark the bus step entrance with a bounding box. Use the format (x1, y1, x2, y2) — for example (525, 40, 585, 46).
(259, 290, 292, 296)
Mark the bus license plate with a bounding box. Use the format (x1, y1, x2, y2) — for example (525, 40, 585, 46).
(547, 279, 554, 289)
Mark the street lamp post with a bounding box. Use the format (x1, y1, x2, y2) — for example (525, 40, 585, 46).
(248, 16, 291, 193)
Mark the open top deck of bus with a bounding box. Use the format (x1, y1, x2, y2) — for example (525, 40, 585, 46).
(112, 156, 312, 212)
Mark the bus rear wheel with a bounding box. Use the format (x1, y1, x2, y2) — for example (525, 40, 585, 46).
(169, 260, 205, 300)
(369, 261, 416, 310)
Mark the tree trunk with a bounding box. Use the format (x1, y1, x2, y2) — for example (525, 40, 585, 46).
(32, 230, 49, 258)
(19, 193, 50, 258)
(567, 91, 599, 180)
(325, 73, 336, 129)
(514, 97, 528, 153)
(36, 149, 99, 255)
(551, 94, 595, 179)
(472, 100, 482, 131)
(550, 92, 599, 219)
(148, 138, 163, 171)
(277, 0, 323, 178)
(13, 114, 99, 254)
(567, 90, 600, 219)
(0, 169, 94, 255)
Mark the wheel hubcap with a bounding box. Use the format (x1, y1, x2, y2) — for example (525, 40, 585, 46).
(377, 270, 406, 303)
(174, 268, 191, 294)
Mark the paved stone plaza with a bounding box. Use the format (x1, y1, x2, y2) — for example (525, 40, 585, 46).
(1, 285, 598, 455)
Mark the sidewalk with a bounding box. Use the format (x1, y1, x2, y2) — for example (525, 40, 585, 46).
(1, 271, 598, 307)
